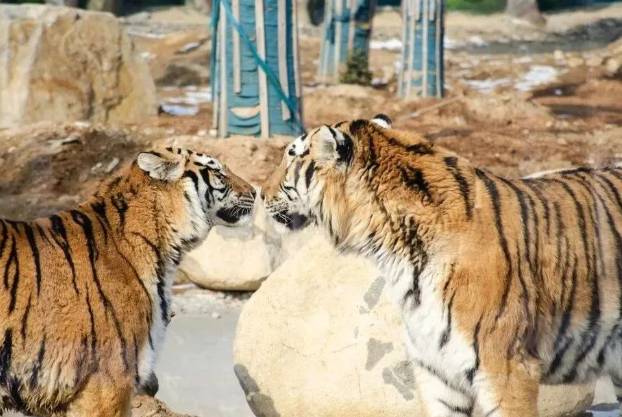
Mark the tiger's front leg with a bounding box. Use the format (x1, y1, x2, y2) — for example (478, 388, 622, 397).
(473, 354, 540, 417)
(414, 363, 475, 417)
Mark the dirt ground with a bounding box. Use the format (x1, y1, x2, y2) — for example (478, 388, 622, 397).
(2, 5, 622, 223)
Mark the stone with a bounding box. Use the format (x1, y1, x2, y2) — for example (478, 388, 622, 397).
(234, 234, 595, 417)
(178, 201, 318, 291)
(605, 56, 622, 78)
(131, 395, 195, 417)
(0, 5, 157, 127)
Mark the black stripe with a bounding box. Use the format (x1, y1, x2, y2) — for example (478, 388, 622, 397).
(465, 318, 482, 384)
(49, 215, 78, 295)
(293, 161, 304, 186)
(0, 329, 13, 386)
(499, 179, 532, 322)
(6, 236, 20, 314)
(476, 170, 513, 322)
(183, 170, 200, 192)
(0, 221, 8, 260)
(111, 193, 129, 228)
(439, 292, 455, 349)
(134, 233, 169, 324)
(560, 173, 604, 380)
(304, 161, 316, 190)
(438, 399, 472, 416)
(71, 210, 128, 370)
(29, 336, 46, 389)
(85, 291, 98, 365)
(522, 179, 551, 236)
(413, 359, 469, 395)
(90, 200, 110, 242)
(20, 295, 32, 344)
(399, 166, 433, 203)
(22, 223, 41, 295)
(444, 157, 472, 219)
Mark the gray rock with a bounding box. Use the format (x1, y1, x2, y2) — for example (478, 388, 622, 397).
(0, 5, 157, 127)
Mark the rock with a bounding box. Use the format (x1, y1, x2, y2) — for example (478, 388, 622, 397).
(604, 56, 622, 78)
(234, 234, 595, 417)
(178, 201, 318, 291)
(185, 0, 212, 15)
(586, 56, 604, 67)
(86, 0, 120, 13)
(553, 49, 565, 62)
(0, 5, 157, 127)
(131, 395, 195, 417)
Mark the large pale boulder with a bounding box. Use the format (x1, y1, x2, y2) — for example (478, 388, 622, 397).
(178, 202, 318, 291)
(0, 5, 157, 127)
(234, 234, 595, 417)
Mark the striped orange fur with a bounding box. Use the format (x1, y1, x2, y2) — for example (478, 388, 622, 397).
(0, 148, 255, 417)
(262, 115, 622, 417)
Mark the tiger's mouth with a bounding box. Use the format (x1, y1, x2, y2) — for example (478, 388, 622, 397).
(216, 205, 254, 225)
(271, 209, 313, 231)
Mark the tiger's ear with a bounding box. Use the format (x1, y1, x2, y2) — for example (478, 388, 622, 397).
(371, 114, 392, 129)
(137, 152, 184, 182)
(316, 125, 353, 167)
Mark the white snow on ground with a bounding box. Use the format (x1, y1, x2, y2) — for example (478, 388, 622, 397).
(370, 37, 403, 51)
(463, 65, 559, 93)
(160, 103, 199, 116)
(177, 41, 202, 54)
(515, 65, 559, 91)
(369, 36, 485, 52)
(462, 78, 512, 93)
(125, 29, 165, 39)
(160, 86, 212, 117)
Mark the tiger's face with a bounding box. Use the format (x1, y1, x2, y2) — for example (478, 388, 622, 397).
(261, 115, 392, 232)
(137, 148, 256, 237)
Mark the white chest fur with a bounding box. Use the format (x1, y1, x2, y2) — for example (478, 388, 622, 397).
(376, 254, 477, 390)
(138, 265, 175, 385)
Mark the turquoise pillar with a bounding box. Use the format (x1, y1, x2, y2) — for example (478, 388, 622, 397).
(398, 0, 445, 98)
(318, 0, 376, 82)
(211, 0, 304, 137)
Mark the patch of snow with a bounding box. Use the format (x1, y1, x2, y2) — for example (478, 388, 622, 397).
(160, 104, 199, 116)
(444, 37, 460, 50)
(462, 78, 511, 93)
(468, 36, 488, 47)
(140, 52, 155, 61)
(125, 30, 165, 39)
(370, 38, 402, 51)
(514, 65, 558, 91)
(177, 42, 202, 54)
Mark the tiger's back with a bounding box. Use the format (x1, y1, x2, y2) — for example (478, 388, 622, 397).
(473, 166, 622, 386)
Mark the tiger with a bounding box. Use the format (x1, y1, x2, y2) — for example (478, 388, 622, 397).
(261, 114, 622, 417)
(0, 147, 256, 417)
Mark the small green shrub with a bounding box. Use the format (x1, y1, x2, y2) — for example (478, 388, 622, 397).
(340, 49, 373, 86)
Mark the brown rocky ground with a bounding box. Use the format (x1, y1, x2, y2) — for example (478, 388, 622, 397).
(132, 396, 194, 417)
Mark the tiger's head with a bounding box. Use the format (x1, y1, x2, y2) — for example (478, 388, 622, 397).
(261, 114, 394, 235)
(135, 147, 256, 243)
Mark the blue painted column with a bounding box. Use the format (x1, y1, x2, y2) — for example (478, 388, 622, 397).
(211, 0, 304, 137)
(318, 0, 377, 82)
(398, 0, 445, 98)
